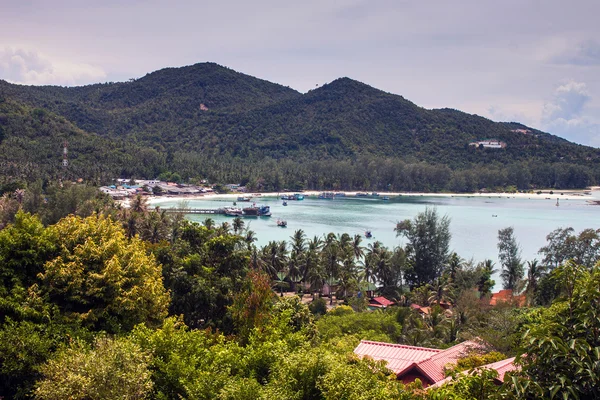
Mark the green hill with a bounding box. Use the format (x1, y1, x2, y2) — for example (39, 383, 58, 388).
(1, 62, 599, 191)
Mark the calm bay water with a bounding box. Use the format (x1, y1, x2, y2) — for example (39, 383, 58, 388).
(152, 192, 599, 284)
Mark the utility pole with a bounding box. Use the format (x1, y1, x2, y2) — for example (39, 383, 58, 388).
(60, 140, 68, 185)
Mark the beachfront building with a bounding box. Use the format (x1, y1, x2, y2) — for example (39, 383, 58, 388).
(354, 339, 516, 387)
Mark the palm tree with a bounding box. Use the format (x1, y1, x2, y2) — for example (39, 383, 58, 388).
(243, 229, 257, 251)
(351, 234, 364, 262)
(130, 194, 148, 214)
(361, 241, 383, 285)
(232, 217, 245, 234)
(525, 259, 546, 305)
(203, 218, 215, 230)
(427, 276, 454, 306)
(261, 240, 288, 279)
(215, 221, 231, 236)
(288, 230, 306, 290)
(304, 236, 323, 298)
(322, 233, 341, 304)
(477, 259, 497, 299)
(446, 252, 464, 282)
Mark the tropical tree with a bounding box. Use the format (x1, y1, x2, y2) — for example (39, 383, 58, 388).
(395, 207, 451, 287)
(446, 252, 464, 282)
(203, 218, 215, 230)
(232, 216, 245, 235)
(476, 259, 496, 299)
(35, 337, 153, 400)
(288, 230, 306, 288)
(38, 214, 169, 333)
(321, 233, 341, 304)
(524, 259, 546, 305)
(512, 261, 600, 399)
(498, 227, 524, 290)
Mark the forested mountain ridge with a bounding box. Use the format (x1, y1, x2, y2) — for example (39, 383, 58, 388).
(1, 62, 599, 190)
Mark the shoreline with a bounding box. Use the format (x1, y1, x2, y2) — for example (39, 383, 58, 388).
(139, 187, 597, 206)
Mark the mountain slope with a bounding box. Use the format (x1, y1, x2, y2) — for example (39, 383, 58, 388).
(0, 62, 599, 190)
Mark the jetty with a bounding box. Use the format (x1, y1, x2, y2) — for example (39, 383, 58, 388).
(163, 208, 225, 215)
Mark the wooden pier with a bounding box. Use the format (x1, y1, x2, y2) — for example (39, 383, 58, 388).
(163, 208, 225, 215)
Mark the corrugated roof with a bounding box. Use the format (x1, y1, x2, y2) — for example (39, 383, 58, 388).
(354, 340, 440, 375)
(482, 357, 517, 382)
(371, 296, 395, 307)
(411, 340, 484, 383)
(427, 357, 517, 389)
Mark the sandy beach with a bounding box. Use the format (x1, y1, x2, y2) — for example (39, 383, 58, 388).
(140, 187, 597, 207)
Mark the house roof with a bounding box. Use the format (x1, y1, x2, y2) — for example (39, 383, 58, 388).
(427, 357, 517, 389)
(354, 339, 486, 384)
(490, 289, 526, 307)
(354, 340, 440, 375)
(410, 340, 484, 383)
(370, 296, 395, 307)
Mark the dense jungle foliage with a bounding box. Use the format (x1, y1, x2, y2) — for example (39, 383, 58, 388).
(1, 63, 599, 191)
(1, 186, 599, 399)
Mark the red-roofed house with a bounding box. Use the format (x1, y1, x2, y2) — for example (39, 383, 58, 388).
(490, 289, 526, 307)
(427, 357, 517, 388)
(353, 340, 440, 380)
(354, 340, 514, 387)
(369, 296, 395, 309)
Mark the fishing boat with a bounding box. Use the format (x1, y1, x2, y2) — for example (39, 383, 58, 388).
(224, 207, 243, 216)
(277, 219, 287, 227)
(242, 206, 260, 217)
(318, 192, 335, 199)
(365, 230, 373, 239)
(258, 205, 271, 217)
(237, 196, 252, 202)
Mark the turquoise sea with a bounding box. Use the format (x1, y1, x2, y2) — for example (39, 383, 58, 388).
(152, 192, 599, 283)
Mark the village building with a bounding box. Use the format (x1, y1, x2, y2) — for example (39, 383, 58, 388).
(489, 289, 526, 307)
(354, 339, 516, 387)
(368, 296, 395, 309)
(468, 139, 507, 149)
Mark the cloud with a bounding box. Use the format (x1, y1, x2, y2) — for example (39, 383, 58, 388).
(552, 40, 600, 66)
(0, 47, 106, 86)
(541, 80, 600, 147)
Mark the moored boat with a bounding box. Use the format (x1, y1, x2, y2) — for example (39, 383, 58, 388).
(224, 207, 243, 216)
(318, 192, 335, 199)
(365, 230, 373, 238)
(294, 193, 304, 200)
(237, 196, 252, 202)
(277, 219, 287, 227)
(242, 206, 260, 217)
(382, 196, 390, 200)
(282, 201, 288, 206)
(258, 205, 271, 216)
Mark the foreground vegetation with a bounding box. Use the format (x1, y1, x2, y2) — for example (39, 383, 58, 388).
(1, 185, 599, 399)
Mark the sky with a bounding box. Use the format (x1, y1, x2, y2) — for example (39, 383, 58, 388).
(1, 0, 599, 147)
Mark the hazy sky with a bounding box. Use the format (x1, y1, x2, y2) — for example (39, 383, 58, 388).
(1, 0, 599, 147)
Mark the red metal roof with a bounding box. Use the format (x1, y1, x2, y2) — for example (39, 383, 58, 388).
(370, 296, 395, 307)
(354, 340, 440, 375)
(427, 357, 517, 389)
(411, 340, 484, 383)
(483, 357, 517, 382)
